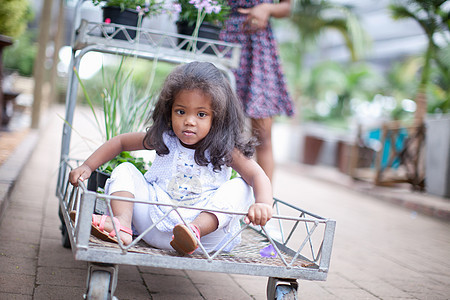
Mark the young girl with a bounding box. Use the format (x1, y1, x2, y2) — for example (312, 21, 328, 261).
(69, 61, 273, 255)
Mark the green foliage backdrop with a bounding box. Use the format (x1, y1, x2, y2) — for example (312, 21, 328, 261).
(0, 0, 33, 38)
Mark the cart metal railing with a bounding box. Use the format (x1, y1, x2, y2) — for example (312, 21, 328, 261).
(56, 2, 336, 298)
(56, 18, 241, 195)
(58, 157, 335, 281)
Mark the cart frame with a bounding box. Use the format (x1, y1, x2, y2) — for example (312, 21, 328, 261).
(57, 2, 336, 299)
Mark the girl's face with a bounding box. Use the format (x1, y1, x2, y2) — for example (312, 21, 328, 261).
(171, 89, 213, 148)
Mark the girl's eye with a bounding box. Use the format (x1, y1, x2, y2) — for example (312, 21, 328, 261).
(198, 112, 207, 118)
(175, 109, 185, 115)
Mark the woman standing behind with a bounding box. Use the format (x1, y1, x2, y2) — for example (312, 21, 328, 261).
(220, 0, 295, 182)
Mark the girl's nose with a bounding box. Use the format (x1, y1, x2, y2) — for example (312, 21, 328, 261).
(184, 115, 195, 125)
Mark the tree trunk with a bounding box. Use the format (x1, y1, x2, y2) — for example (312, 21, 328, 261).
(414, 43, 433, 123)
(414, 89, 427, 123)
(31, 0, 54, 129)
(49, 0, 65, 105)
(0, 35, 13, 128)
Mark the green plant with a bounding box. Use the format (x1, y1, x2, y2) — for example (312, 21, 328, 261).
(280, 0, 370, 105)
(3, 30, 37, 76)
(389, 0, 450, 120)
(92, 0, 166, 17)
(74, 57, 157, 174)
(78, 60, 174, 106)
(299, 60, 385, 126)
(175, 0, 230, 27)
(290, 0, 370, 62)
(0, 0, 34, 38)
(175, 0, 229, 53)
(100, 151, 147, 175)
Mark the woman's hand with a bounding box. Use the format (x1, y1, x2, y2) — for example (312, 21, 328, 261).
(69, 164, 92, 187)
(239, 4, 271, 32)
(245, 202, 273, 226)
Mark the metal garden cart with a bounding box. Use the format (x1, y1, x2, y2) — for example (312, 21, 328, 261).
(57, 1, 336, 299)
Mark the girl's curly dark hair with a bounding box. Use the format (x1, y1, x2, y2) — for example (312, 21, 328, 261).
(144, 61, 255, 171)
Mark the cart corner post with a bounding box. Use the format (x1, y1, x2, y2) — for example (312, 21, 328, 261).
(318, 219, 336, 275)
(75, 191, 97, 250)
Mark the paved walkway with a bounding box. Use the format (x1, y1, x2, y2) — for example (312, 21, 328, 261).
(0, 105, 449, 299)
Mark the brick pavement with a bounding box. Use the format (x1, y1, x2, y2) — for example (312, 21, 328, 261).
(1, 105, 449, 299)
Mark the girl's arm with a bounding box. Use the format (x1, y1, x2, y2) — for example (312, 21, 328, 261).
(230, 149, 273, 226)
(69, 132, 147, 186)
(239, 0, 291, 30)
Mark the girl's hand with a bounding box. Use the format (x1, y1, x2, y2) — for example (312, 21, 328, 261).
(69, 164, 92, 187)
(245, 203, 273, 226)
(239, 4, 271, 32)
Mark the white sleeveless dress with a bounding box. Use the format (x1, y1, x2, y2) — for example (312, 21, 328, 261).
(105, 132, 254, 252)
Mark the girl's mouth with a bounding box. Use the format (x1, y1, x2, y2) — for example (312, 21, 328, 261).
(183, 130, 195, 136)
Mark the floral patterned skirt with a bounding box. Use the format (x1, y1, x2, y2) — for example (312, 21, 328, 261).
(220, 14, 295, 119)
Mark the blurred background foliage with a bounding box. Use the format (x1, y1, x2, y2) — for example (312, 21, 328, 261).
(3, 31, 38, 77)
(278, 0, 449, 129)
(1, 0, 448, 131)
(0, 0, 34, 38)
(77, 58, 175, 108)
(1, 0, 36, 77)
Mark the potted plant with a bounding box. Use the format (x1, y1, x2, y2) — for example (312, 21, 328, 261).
(73, 58, 156, 198)
(92, 0, 166, 40)
(174, 0, 230, 53)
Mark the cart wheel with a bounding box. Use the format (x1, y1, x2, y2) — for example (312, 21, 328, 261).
(86, 270, 111, 300)
(267, 277, 298, 300)
(60, 223, 71, 248)
(58, 206, 71, 248)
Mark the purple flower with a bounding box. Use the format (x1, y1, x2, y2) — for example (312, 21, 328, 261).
(212, 5, 221, 13)
(173, 3, 182, 14)
(260, 244, 277, 258)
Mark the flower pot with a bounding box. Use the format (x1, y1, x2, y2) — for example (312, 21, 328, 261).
(176, 21, 221, 54)
(102, 6, 140, 40)
(87, 169, 111, 214)
(87, 169, 110, 192)
(425, 115, 450, 198)
(302, 135, 324, 165)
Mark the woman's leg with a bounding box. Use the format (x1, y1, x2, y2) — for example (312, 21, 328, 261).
(252, 117, 274, 182)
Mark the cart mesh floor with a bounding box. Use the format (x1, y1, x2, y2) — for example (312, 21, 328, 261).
(87, 227, 316, 269)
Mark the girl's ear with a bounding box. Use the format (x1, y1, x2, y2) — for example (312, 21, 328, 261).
(168, 120, 172, 129)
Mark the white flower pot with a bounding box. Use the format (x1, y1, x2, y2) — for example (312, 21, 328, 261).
(425, 115, 450, 198)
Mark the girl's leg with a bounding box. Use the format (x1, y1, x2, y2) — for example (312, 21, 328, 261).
(192, 178, 254, 253)
(109, 192, 134, 245)
(251, 117, 274, 182)
(93, 192, 134, 245)
(190, 212, 219, 237)
(171, 212, 218, 254)
(100, 162, 146, 245)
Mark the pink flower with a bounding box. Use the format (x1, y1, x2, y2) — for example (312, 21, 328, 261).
(104, 18, 111, 24)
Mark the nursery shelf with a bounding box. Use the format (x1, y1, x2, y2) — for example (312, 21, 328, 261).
(74, 20, 242, 70)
